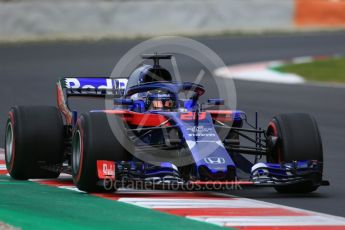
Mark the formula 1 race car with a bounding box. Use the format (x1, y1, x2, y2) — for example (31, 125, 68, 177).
(4, 54, 329, 193)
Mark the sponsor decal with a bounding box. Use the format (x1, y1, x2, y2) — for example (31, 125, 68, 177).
(188, 133, 216, 137)
(180, 112, 206, 121)
(64, 78, 128, 95)
(204, 157, 226, 164)
(186, 126, 212, 132)
(97, 160, 115, 180)
(187, 125, 216, 137)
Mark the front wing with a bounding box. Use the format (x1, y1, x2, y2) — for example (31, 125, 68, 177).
(95, 160, 329, 190)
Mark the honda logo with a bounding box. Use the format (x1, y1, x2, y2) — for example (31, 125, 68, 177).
(204, 157, 225, 164)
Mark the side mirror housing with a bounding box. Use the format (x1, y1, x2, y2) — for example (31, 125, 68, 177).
(207, 98, 224, 105)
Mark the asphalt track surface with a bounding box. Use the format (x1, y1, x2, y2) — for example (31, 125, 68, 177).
(1, 32, 345, 217)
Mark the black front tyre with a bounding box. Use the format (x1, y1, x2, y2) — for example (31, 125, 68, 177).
(72, 112, 131, 192)
(266, 113, 323, 193)
(5, 106, 64, 180)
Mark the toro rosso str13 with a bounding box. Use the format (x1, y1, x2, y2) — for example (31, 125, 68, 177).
(5, 54, 329, 193)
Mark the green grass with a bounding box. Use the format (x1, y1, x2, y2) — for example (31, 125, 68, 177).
(0, 175, 227, 230)
(274, 57, 345, 83)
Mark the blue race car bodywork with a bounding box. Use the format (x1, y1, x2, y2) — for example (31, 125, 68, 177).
(56, 78, 328, 190)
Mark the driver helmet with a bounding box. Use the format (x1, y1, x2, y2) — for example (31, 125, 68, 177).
(146, 90, 175, 110)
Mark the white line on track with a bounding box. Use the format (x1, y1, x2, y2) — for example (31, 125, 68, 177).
(118, 198, 272, 209)
(191, 216, 345, 227)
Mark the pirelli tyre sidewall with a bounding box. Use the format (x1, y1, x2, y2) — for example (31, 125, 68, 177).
(5, 106, 64, 180)
(72, 112, 131, 192)
(266, 113, 323, 193)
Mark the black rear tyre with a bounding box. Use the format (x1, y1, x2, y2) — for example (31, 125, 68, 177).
(5, 106, 64, 180)
(72, 112, 132, 192)
(266, 113, 323, 193)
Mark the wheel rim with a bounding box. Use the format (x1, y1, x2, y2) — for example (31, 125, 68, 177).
(267, 122, 282, 163)
(5, 122, 14, 163)
(72, 130, 82, 175)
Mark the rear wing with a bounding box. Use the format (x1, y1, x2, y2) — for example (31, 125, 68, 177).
(59, 77, 128, 97)
(56, 77, 128, 124)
